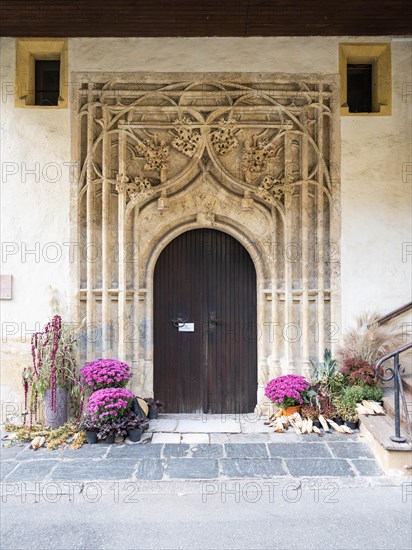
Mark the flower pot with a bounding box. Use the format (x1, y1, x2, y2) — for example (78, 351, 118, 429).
(103, 435, 115, 444)
(313, 420, 321, 429)
(345, 420, 359, 430)
(44, 388, 68, 429)
(148, 406, 159, 420)
(282, 405, 300, 416)
(85, 430, 98, 445)
(333, 417, 344, 426)
(127, 427, 143, 442)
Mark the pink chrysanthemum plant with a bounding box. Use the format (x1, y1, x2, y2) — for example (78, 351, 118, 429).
(85, 387, 135, 423)
(264, 374, 310, 409)
(81, 358, 132, 391)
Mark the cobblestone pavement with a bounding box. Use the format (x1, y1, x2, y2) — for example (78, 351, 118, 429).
(1, 432, 383, 483)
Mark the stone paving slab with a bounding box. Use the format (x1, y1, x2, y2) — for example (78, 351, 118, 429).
(58, 445, 109, 460)
(1, 461, 19, 481)
(6, 460, 60, 482)
(328, 441, 375, 459)
(163, 444, 190, 458)
(209, 434, 230, 444)
(176, 418, 241, 433)
(191, 444, 224, 458)
(14, 447, 63, 461)
(109, 443, 163, 459)
(136, 459, 165, 480)
(181, 433, 210, 444)
(50, 459, 137, 481)
(300, 432, 360, 442)
(165, 458, 218, 479)
(228, 433, 269, 443)
(225, 443, 268, 458)
(151, 433, 181, 444)
(239, 418, 274, 433)
(350, 459, 383, 476)
(220, 458, 286, 478)
(268, 442, 332, 458)
(146, 419, 178, 433)
(286, 459, 355, 477)
(0, 444, 25, 459)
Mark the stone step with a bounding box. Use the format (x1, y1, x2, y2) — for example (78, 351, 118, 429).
(359, 414, 412, 476)
(382, 386, 412, 429)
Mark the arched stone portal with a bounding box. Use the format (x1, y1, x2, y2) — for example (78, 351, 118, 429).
(72, 72, 341, 410)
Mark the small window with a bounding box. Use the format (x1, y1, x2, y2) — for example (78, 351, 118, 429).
(347, 64, 372, 113)
(35, 60, 60, 106)
(339, 43, 391, 116)
(15, 39, 68, 108)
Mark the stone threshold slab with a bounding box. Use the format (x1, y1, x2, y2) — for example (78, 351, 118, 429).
(148, 415, 243, 434)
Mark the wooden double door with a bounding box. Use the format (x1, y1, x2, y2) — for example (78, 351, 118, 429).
(153, 229, 257, 413)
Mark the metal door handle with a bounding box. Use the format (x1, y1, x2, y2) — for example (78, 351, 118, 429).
(208, 311, 222, 331)
(172, 315, 187, 328)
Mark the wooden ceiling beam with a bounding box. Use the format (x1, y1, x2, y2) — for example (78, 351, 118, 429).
(1, 0, 411, 37)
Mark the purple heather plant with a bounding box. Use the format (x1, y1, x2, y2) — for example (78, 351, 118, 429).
(80, 359, 132, 391)
(86, 387, 134, 423)
(264, 374, 309, 408)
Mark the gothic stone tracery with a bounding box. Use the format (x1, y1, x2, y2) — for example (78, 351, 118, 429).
(74, 73, 340, 403)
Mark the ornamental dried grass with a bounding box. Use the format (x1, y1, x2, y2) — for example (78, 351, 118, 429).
(337, 312, 405, 366)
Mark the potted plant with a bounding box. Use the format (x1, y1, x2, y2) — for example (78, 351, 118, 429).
(123, 412, 149, 442)
(264, 374, 310, 416)
(78, 416, 100, 445)
(310, 349, 348, 396)
(301, 390, 336, 427)
(144, 397, 164, 419)
(332, 383, 383, 430)
(337, 312, 404, 374)
(333, 398, 359, 430)
(310, 349, 336, 385)
(23, 315, 84, 429)
(300, 402, 321, 427)
(341, 358, 378, 387)
(80, 358, 132, 391)
(85, 387, 135, 443)
(96, 422, 115, 444)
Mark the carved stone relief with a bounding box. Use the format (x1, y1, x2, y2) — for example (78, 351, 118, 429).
(74, 73, 340, 406)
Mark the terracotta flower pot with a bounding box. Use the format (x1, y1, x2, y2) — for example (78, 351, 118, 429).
(282, 405, 300, 416)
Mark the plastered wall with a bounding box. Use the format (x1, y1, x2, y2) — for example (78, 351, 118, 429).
(1, 36, 411, 413)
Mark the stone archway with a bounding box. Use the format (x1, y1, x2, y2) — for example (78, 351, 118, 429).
(72, 72, 340, 408)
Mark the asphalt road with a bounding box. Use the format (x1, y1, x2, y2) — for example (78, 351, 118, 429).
(1, 482, 412, 549)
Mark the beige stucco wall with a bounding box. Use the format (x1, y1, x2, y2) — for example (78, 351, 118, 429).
(1, 37, 411, 416)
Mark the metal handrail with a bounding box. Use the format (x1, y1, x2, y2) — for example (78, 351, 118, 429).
(376, 301, 412, 326)
(376, 341, 412, 443)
